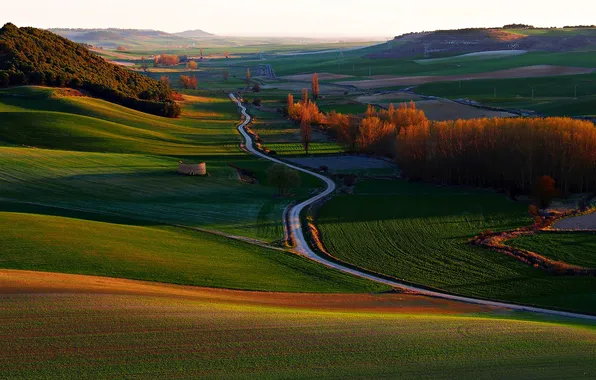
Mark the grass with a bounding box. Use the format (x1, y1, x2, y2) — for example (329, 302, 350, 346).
(508, 232, 596, 268)
(317, 180, 596, 314)
(0, 211, 385, 292)
(414, 73, 596, 116)
(272, 49, 596, 78)
(0, 87, 323, 242)
(1, 283, 596, 379)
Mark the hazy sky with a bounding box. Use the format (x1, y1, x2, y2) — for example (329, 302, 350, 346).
(2, 0, 595, 38)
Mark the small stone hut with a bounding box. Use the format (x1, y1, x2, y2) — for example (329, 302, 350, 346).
(178, 161, 207, 176)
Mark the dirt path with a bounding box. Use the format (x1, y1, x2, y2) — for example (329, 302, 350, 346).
(230, 93, 596, 321)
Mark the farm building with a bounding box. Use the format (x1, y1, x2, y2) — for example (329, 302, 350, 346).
(178, 161, 207, 176)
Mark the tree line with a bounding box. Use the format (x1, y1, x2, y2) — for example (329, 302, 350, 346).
(285, 82, 596, 194)
(0, 23, 180, 117)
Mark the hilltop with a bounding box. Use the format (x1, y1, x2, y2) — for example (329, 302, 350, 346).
(0, 23, 180, 117)
(371, 25, 596, 59)
(50, 28, 192, 48)
(174, 29, 214, 38)
(50, 28, 213, 48)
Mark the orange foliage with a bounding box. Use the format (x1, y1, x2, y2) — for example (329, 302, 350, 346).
(179, 75, 197, 89)
(188, 60, 198, 70)
(155, 54, 180, 66)
(312, 73, 320, 100)
(396, 116, 596, 192)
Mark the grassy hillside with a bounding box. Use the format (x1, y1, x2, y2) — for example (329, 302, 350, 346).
(0, 24, 179, 117)
(0, 87, 320, 241)
(0, 212, 384, 292)
(2, 272, 595, 379)
(317, 180, 596, 314)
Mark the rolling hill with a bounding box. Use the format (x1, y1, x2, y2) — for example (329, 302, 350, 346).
(0, 23, 179, 117)
(174, 29, 214, 38)
(50, 27, 197, 48)
(371, 26, 596, 59)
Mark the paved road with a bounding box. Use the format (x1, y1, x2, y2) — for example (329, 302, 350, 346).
(229, 93, 596, 321)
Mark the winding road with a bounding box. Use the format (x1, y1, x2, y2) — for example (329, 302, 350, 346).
(230, 93, 596, 321)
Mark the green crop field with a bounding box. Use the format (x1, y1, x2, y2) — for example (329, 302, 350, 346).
(415, 73, 596, 116)
(508, 232, 596, 268)
(2, 284, 596, 379)
(0, 86, 325, 241)
(0, 211, 384, 292)
(317, 180, 596, 314)
(271, 49, 596, 78)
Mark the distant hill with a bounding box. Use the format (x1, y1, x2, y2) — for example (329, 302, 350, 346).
(174, 29, 214, 38)
(49, 28, 195, 49)
(370, 26, 596, 59)
(0, 24, 180, 117)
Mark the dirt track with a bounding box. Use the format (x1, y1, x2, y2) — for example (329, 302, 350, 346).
(340, 65, 596, 89)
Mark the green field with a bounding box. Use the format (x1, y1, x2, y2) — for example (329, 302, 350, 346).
(509, 232, 596, 268)
(415, 73, 596, 116)
(272, 49, 596, 78)
(0, 87, 324, 241)
(317, 180, 596, 314)
(0, 211, 384, 292)
(2, 283, 596, 379)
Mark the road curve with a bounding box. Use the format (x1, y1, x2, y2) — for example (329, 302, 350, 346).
(229, 93, 596, 321)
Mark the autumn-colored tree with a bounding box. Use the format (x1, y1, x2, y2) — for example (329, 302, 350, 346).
(117, 46, 127, 51)
(179, 75, 197, 89)
(223, 70, 229, 82)
(179, 75, 190, 89)
(246, 68, 251, 87)
(153, 56, 159, 67)
(188, 60, 198, 70)
(301, 112, 312, 155)
(252, 82, 261, 92)
(287, 93, 294, 108)
(395, 115, 596, 193)
(160, 75, 171, 88)
(301, 88, 308, 105)
(156, 54, 180, 66)
(200, 48, 204, 59)
(534, 175, 557, 209)
(224, 51, 229, 59)
(312, 73, 320, 100)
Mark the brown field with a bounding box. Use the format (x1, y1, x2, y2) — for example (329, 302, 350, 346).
(90, 48, 143, 60)
(0, 269, 490, 314)
(262, 82, 347, 95)
(356, 93, 422, 104)
(414, 99, 517, 120)
(280, 73, 354, 81)
(356, 94, 516, 120)
(340, 65, 596, 89)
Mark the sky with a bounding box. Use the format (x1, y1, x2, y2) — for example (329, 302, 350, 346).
(2, 0, 595, 38)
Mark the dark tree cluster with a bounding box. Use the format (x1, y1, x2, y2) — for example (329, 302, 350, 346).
(0, 23, 180, 117)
